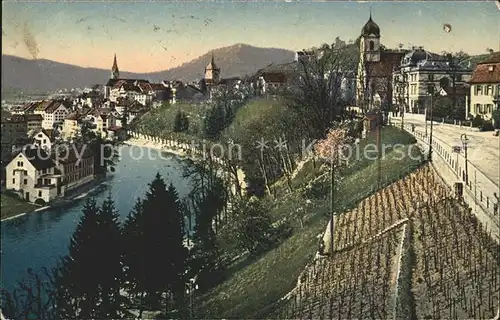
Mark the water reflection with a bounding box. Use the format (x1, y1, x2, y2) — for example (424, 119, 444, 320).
(1, 146, 193, 293)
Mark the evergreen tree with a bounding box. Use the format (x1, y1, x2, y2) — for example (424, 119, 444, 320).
(122, 198, 148, 316)
(173, 110, 183, 132)
(203, 104, 225, 139)
(122, 173, 187, 314)
(55, 196, 124, 318)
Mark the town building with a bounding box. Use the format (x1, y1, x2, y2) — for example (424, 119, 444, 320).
(1, 115, 27, 166)
(356, 13, 405, 113)
(5, 148, 61, 204)
(467, 52, 500, 121)
(204, 53, 221, 86)
(32, 129, 54, 152)
(5, 144, 95, 204)
(104, 55, 175, 105)
(24, 114, 43, 133)
(393, 47, 472, 114)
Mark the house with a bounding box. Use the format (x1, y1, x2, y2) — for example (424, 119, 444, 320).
(254, 62, 296, 95)
(356, 14, 406, 112)
(54, 144, 95, 194)
(5, 144, 95, 204)
(61, 112, 83, 140)
(28, 100, 71, 129)
(32, 129, 54, 152)
(393, 47, 472, 114)
(467, 52, 500, 121)
(24, 114, 43, 133)
(1, 115, 28, 166)
(5, 147, 61, 204)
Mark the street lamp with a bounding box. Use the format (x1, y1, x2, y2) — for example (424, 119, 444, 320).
(460, 133, 469, 185)
(185, 277, 198, 319)
(427, 84, 436, 161)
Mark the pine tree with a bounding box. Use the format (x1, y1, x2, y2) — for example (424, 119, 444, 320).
(123, 173, 187, 314)
(96, 194, 125, 317)
(122, 197, 148, 316)
(173, 110, 183, 132)
(54, 196, 124, 318)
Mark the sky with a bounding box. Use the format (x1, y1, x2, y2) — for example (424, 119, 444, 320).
(2, 1, 499, 73)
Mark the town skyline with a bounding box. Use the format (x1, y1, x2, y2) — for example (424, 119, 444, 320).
(2, 1, 500, 73)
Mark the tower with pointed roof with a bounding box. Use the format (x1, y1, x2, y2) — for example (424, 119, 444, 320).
(111, 54, 120, 79)
(204, 53, 220, 85)
(360, 10, 381, 63)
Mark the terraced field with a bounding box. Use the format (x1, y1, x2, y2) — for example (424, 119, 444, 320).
(272, 165, 499, 319)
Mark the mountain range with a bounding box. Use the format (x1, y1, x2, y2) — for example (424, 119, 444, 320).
(2, 43, 296, 95)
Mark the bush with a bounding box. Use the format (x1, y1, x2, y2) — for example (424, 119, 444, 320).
(34, 198, 47, 206)
(480, 121, 494, 131)
(471, 115, 484, 128)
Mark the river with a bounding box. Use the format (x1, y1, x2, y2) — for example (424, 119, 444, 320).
(0, 146, 194, 294)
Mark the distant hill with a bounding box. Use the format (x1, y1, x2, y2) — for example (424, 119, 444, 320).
(1, 44, 295, 94)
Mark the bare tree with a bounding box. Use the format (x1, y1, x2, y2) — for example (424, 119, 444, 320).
(285, 43, 358, 139)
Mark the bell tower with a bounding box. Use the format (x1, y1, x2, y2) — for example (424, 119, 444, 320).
(360, 10, 381, 62)
(111, 54, 120, 79)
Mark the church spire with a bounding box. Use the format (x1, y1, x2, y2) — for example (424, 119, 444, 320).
(111, 54, 120, 79)
(369, 6, 372, 20)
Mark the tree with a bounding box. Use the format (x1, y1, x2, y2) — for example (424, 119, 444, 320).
(122, 173, 187, 315)
(173, 110, 189, 132)
(55, 196, 124, 318)
(492, 109, 500, 129)
(203, 104, 226, 139)
(220, 197, 275, 254)
(440, 51, 472, 109)
(284, 42, 358, 138)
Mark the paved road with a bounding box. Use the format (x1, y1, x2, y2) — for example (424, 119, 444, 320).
(393, 114, 499, 188)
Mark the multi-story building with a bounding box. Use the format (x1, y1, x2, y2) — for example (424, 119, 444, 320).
(393, 47, 472, 114)
(1, 115, 27, 166)
(24, 114, 43, 133)
(5, 144, 95, 204)
(467, 52, 500, 121)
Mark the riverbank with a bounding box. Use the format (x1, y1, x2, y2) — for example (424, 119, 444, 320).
(0, 176, 111, 222)
(124, 136, 247, 192)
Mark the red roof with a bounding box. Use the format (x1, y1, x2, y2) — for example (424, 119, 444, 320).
(469, 63, 500, 84)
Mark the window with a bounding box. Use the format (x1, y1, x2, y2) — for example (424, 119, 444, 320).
(475, 104, 481, 113)
(456, 74, 462, 81)
(369, 41, 375, 51)
(43, 139, 47, 144)
(24, 179, 27, 185)
(486, 85, 493, 96)
(38, 190, 42, 197)
(20, 161, 23, 167)
(428, 74, 434, 81)
(12, 178, 15, 184)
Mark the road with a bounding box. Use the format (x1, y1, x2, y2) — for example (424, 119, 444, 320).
(394, 114, 499, 188)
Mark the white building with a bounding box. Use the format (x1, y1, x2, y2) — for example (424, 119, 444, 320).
(467, 52, 500, 121)
(5, 146, 95, 204)
(393, 47, 472, 113)
(32, 129, 53, 152)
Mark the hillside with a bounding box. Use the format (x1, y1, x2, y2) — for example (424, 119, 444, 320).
(1, 44, 295, 94)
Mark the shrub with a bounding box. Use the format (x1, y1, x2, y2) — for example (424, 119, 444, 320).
(471, 115, 484, 128)
(480, 121, 494, 131)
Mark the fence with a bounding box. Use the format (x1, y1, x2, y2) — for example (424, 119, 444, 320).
(391, 119, 499, 241)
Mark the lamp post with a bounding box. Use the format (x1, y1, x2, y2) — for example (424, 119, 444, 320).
(330, 158, 335, 257)
(427, 84, 435, 161)
(185, 278, 198, 319)
(461, 133, 469, 186)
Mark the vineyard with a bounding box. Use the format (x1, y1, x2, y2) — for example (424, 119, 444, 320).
(272, 165, 500, 319)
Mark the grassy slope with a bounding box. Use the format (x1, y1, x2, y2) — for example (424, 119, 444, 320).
(0, 193, 37, 220)
(195, 126, 424, 318)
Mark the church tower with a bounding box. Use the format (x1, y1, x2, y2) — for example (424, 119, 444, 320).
(204, 53, 220, 85)
(360, 11, 381, 62)
(356, 11, 381, 109)
(111, 54, 120, 79)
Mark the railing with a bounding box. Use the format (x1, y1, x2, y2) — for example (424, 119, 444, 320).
(391, 119, 499, 228)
